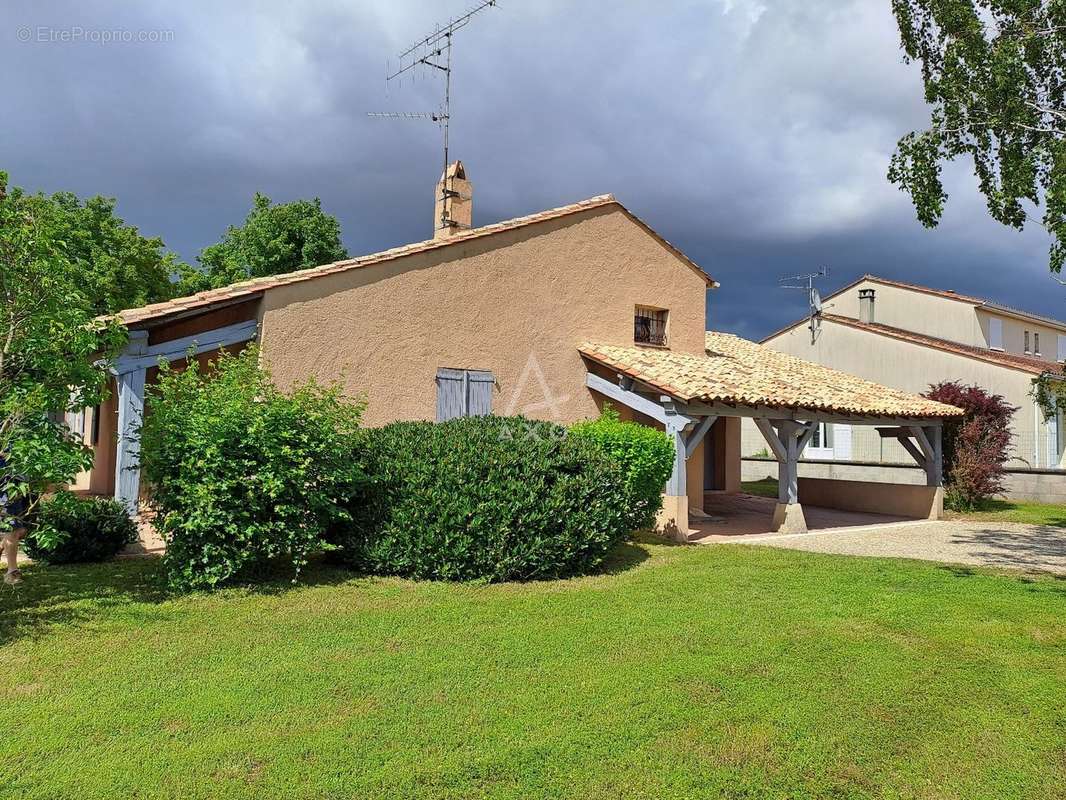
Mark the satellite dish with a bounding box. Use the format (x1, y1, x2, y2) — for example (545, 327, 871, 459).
(811, 289, 822, 314)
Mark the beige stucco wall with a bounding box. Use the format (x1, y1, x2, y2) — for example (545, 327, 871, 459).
(757, 318, 1050, 468)
(830, 279, 981, 344)
(258, 205, 710, 428)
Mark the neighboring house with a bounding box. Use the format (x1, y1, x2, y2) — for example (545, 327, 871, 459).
(750, 275, 1066, 500)
(75, 167, 959, 539)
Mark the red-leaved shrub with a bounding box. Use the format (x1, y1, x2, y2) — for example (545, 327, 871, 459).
(923, 381, 1016, 510)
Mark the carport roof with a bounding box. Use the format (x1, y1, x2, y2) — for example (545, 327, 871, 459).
(578, 332, 963, 419)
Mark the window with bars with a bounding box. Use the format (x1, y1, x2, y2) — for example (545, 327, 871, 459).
(634, 306, 668, 347)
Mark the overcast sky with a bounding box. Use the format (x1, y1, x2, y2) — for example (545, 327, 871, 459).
(4, 0, 1061, 338)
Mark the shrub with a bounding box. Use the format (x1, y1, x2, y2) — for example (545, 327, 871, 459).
(924, 381, 1016, 510)
(23, 491, 135, 564)
(569, 404, 675, 531)
(332, 416, 630, 582)
(139, 346, 368, 591)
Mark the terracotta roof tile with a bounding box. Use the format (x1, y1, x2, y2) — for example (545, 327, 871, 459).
(109, 194, 715, 327)
(579, 333, 963, 418)
(822, 314, 1066, 376)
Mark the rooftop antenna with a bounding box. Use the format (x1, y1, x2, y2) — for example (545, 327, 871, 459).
(368, 0, 499, 233)
(780, 266, 830, 344)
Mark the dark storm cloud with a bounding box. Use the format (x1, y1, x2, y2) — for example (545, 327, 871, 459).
(3, 0, 1060, 337)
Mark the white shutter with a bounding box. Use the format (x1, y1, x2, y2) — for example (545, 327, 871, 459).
(1058, 334, 1066, 362)
(988, 318, 1003, 350)
(833, 424, 852, 461)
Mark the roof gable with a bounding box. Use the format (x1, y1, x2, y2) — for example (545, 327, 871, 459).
(113, 195, 716, 327)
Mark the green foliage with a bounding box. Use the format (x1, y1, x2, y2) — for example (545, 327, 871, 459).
(333, 416, 631, 582)
(177, 193, 348, 293)
(49, 192, 177, 316)
(569, 404, 675, 531)
(0, 172, 126, 519)
(139, 346, 368, 591)
(23, 491, 135, 564)
(890, 1, 1066, 271)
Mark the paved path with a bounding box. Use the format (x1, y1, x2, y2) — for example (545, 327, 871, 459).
(725, 519, 1066, 574)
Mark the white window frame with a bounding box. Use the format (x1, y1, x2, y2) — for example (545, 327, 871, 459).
(1057, 334, 1066, 362)
(1035, 332, 1041, 356)
(804, 421, 834, 460)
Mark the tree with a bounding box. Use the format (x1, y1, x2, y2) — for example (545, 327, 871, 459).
(0, 172, 125, 520)
(50, 192, 177, 316)
(890, 1, 1066, 270)
(924, 381, 1016, 509)
(177, 193, 348, 294)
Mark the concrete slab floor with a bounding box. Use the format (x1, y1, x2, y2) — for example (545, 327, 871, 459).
(689, 492, 913, 542)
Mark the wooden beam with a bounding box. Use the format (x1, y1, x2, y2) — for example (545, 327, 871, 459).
(665, 426, 687, 497)
(753, 418, 787, 462)
(585, 372, 694, 427)
(909, 425, 936, 463)
(684, 415, 717, 458)
(682, 400, 952, 427)
(114, 320, 258, 375)
(114, 368, 145, 516)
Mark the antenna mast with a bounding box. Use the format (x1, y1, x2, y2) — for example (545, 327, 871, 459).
(368, 1, 499, 232)
(779, 266, 830, 344)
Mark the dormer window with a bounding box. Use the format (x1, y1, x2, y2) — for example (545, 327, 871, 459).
(634, 306, 668, 347)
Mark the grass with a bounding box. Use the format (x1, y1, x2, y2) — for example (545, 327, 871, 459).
(2, 543, 1065, 799)
(946, 498, 1066, 527)
(741, 477, 779, 498)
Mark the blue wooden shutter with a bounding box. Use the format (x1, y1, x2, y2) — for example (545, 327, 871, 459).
(436, 368, 494, 421)
(466, 370, 494, 416)
(436, 368, 466, 422)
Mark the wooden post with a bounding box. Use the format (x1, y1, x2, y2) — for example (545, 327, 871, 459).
(114, 367, 146, 516)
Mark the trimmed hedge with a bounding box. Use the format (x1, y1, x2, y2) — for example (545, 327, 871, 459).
(332, 416, 630, 581)
(570, 404, 675, 531)
(23, 491, 135, 564)
(139, 346, 369, 591)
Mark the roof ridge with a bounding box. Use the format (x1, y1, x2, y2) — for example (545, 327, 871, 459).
(821, 313, 1065, 375)
(110, 192, 713, 326)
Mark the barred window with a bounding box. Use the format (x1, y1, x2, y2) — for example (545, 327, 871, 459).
(634, 306, 668, 347)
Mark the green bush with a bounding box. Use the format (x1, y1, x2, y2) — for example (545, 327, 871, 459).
(23, 491, 135, 564)
(331, 416, 630, 582)
(139, 346, 368, 591)
(570, 405, 675, 531)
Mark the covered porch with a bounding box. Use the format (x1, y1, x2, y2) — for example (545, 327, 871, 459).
(580, 333, 962, 542)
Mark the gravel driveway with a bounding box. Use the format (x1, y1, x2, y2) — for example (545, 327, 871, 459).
(728, 519, 1066, 574)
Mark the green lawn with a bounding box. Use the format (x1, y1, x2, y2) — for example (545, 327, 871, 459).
(741, 477, 779, 498)
(2, 542, 1065, 799)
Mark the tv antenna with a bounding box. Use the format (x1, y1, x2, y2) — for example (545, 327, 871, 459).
(780, 266, 830, 344)
(368, 0, 499, 231)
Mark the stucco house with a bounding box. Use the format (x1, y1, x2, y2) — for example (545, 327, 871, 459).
(749, 275, 1066, 501)
(72, 166, 960, 539)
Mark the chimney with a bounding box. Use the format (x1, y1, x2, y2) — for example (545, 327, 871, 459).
(433, 160, 472, 240)
(859, 288, 876, 323)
